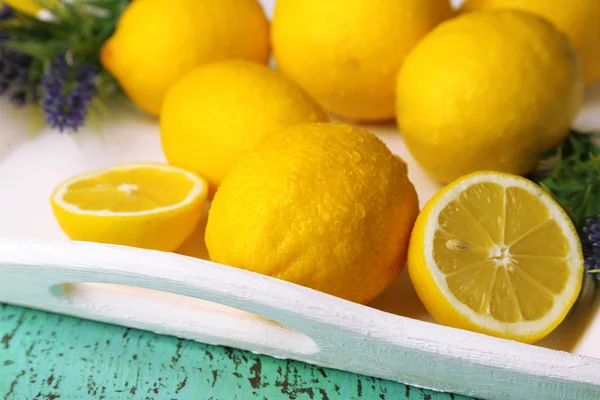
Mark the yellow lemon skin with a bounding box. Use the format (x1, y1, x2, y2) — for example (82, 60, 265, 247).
(4, 0, 48, 15)
(101, 0, 269, 117)
(160, 60, 328, 198)
(271, 0, 453, 122)
(205, 122, 419, 304)
(396, 10, 583, 184)
(461, 0, 600, 85)
(407, 171, 583, 343)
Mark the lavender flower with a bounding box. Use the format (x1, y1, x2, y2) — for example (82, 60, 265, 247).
(0, 4, 13, 21)
(41, 53, 98, 132)
(0, 0, 121, 132)
(0, 48, 32, 107)
(583, 215, 600, 280)
(0, 4, 35, 107)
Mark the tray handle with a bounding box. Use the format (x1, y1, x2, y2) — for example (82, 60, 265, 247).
(2, 238, 600, 400)
(0, 239, 342, 358)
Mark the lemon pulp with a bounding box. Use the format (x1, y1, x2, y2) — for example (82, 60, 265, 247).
(434, 181, 574, 324)
(62, 167, 198, 213)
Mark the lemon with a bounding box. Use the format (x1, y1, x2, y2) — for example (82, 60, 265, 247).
(160, 60, 328, 198)
(205, 122, 419, 304)
(461, 0, 600, 85)
(396, 10, 583, 184)
(101, 0, 269, 117)
(271, 0, 453, 122)
(4, 0, 46, 15)
(176, 210, 210, 260)
(408, 171, 583, 343)
(51, 163, 208, 252)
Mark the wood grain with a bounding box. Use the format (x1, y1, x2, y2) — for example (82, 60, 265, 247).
(0, 303, 468, 400)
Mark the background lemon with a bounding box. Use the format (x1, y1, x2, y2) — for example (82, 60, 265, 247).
(271, 0, 453, 122)
(205, 122, 419, 304)
(101, 0, 269, 117)
(160, 60, 328, 197)
(460, 0, 600, 85)
(396, 10, 583, 184)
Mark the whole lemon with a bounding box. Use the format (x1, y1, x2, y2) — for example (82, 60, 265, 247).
(101, 0, 269, 117)
(461, 0, 600, 85)
(396, 10, 583, 183)
(205, 122, 419, 304)
(271, 0, 453, 122)
(160, 60, 328, 197)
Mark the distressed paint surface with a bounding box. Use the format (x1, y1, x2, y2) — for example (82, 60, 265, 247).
(0, 304, 471, 400)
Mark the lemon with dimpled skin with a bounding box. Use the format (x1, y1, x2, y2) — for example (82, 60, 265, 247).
(101, 0, 269, 117)
(461, 0, 600, 85)
(160, 60, 328, 198)
(396, 10, 583, 184)
(206, 122, 419, 304)
(271, 0, 453, 122)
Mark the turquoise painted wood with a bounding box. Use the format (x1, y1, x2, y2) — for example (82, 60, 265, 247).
(0, 303, 472, 400)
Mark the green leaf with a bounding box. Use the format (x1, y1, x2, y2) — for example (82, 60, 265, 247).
(531, 130, 600, 230)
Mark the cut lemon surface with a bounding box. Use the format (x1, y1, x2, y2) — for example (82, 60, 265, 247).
(408, 171, 583, 343)
(51, 163, 208, 252)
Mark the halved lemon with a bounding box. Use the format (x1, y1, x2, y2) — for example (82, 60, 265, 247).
(51, 163, 208, 252)
(408, 171, 583, 343)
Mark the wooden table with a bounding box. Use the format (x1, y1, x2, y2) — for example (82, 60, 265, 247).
(0, 303, 469, 399)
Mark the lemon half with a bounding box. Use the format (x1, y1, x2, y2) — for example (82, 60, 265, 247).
(408, 171, 583, 343)
(51, 163, 208, 252)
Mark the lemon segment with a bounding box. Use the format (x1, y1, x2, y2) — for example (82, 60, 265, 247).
(409, 171, 583, 343)
(51, 163, 208, 252)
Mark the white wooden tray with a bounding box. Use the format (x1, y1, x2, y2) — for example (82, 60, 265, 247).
(1, 80, 600, 400)
(3, 0, 600, 393)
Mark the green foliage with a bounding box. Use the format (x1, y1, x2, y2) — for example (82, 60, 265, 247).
(530, 131, 600, 297)
(530, 131, 600, 233)
(1, 0, 129, 59)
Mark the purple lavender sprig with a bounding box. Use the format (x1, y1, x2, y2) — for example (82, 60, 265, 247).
(41, 53, 98, 132)
(0, 4, 35, 107)
(0, 1, 127, 132)
(0, 4, 12, 21)
(583, 215, 600, 280)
